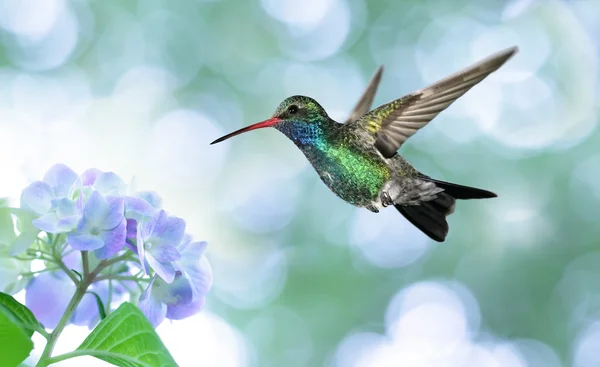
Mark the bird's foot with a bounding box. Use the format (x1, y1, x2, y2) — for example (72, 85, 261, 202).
(366, 204, 379, 213)
(380, 191, 394, 207)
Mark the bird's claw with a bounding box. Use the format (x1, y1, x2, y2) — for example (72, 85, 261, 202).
(381, 191, 394, 207)
(366, 204, 379, 213)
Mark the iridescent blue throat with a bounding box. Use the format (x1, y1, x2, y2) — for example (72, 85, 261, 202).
(276, 120, 335, 149)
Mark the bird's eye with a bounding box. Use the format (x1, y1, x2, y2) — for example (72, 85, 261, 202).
(288, 105, 299, 114)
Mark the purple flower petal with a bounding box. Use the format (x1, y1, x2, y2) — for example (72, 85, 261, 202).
(67, 233, 104, 251)
(84, 191, 110, 226)
(42, 164, 78, 198)
(159, 274, 199, 320)
(166, 293, 206, 320)
(71, 284, 109, 329)
(71, 293, 97, 327)
(153, 214, 186, 246)
(80, 168, 103, 186)
(146, 252, 176, 283)
(93, 172, 126, 196)
(138, 276, 167, 327)
(62, 250, 81, 271)
(126, 219, 137, 239)
(53, 198, 78, 219)
(103, 196, 125, 229)
(25, 272, 75, 329)
(20, 181, 53, 215)
(151, 244, 181, 263)
(139, 210, 164, 239)
(124, 196, 155, 221)
(95, 219, 126, 259)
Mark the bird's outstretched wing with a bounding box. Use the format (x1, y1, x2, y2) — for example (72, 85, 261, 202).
(354, 46, 518, 158)
(344, 66, 384, 124)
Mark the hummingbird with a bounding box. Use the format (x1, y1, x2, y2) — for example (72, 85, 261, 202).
(211, 47, 518, 242)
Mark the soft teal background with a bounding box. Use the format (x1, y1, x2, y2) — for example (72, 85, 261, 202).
(1, 0, 600, 366)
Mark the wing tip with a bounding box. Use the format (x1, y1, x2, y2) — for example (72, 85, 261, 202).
(487, 45, 519, 68)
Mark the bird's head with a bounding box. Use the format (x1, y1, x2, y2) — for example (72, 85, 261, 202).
(210, 96, 330, 145)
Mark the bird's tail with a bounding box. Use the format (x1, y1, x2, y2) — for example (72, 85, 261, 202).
(395, 178, 496, 242)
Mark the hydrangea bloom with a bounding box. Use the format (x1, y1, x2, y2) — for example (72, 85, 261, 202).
(139, 238, 212, 326)
(10, 164, 212, 328)
(67, 192, 126, 259)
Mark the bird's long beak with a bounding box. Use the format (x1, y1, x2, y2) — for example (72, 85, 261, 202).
(210, 117, 282, 145)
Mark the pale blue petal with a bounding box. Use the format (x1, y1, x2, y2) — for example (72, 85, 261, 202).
(146, 252, 176, 283)
(67, 233, 104, 251)
(80, 168, 102, 186)
(138, 276, 167, 328)
(138, 191, 162, 209)
(52, 198, 78, 219)
(150, 244, 181, 263)
(93, 172, 126, 196)
(186, 256, 213, 296)
(179, 241, 208, 261)
(153, 215, 185, 246)
(124, 196, 155, 221)
(95, 219, 126, 260)
(43, 164, 78, 198)
(32, 213, 78, 233)
(84, 191, 110, 226)
(136, 229, 149, 274)
(177, 234, 192, 252)
(177, 241, 211, 294)
(103, 196, 125, 230)
(140, 210, 165, 240)
(26, 272, 75, 329)
(20, 181, 53, 215)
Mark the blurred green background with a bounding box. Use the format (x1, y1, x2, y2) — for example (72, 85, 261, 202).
(1, 0, 600, 366)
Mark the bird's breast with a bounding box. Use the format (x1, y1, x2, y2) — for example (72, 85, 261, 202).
(304, 143, 391, 207)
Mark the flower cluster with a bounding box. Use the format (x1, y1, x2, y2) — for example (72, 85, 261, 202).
(11, 164, 212, 327)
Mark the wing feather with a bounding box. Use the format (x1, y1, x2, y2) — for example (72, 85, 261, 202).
(344, 66, 384, 124)
(353, 46, 518, 158)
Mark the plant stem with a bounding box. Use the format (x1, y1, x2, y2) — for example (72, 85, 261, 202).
(82, 251, 89, 276)
(55, 257, 80, 286)
(35, 258, 113, 366)
(34, 278, 89, 367)
(94, 274, 148, 283)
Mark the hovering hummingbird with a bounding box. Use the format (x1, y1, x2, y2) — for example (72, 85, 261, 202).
(211, 47, 518, 242)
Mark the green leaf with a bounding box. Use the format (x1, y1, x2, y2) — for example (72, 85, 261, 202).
(0, 292, 42, 337)
(77, 302, 177, 367)
(87, 291, 107, 320)
(9, 209, 40, 256)
(71, 269, 83, 282)
(0, 306, 34, 367)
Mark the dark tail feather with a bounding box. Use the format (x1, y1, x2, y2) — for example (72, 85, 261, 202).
(420, 177, 497, 199)
(396, 179, 496, 242)
(396, 192, 455, 242)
